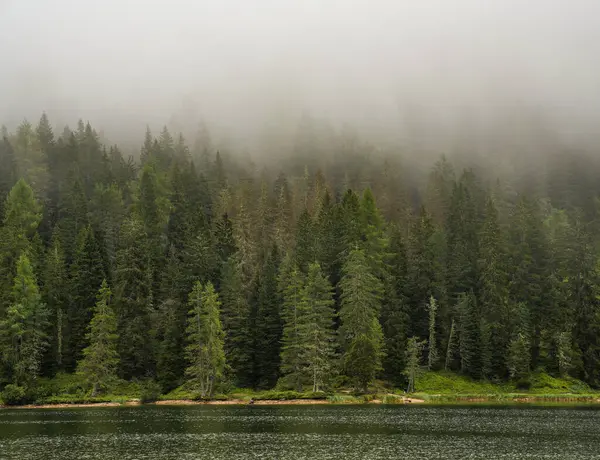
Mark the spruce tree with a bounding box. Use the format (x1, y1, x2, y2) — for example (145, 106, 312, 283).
(1, 254, 48, 386)
(42, 229, 68, 372)
(77, 280, 119, 395)
(478, 197, 510, 379)
(185, 281, 225, 398)
(114, 216, 155, 379)
(301, 262, 337, 392)
(427, 296, 439, 370)
(381, 227, 410, 385)
(219, 256, 252, 386)
(65, 225, 105, 371)
(0, 136, 17, 219)
(404, 337, 425, 393)
(406, 207, 438, 338)
(279, 257, 306, 390)
(339, 248, 384, 391)
(0, 178, 42, 312)
(295, 209, 317, 273)
(251, 246, 282, 389)
(458, 292, 481, 379)
(155, 246, 187, 391)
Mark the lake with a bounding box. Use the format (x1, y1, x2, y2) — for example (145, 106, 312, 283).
(1, 404, 599, 459)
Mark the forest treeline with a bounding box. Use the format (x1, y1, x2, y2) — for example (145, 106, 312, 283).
(1, 113, 600, 399)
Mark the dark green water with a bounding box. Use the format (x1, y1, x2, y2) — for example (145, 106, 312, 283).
(1, 405, 600, 459)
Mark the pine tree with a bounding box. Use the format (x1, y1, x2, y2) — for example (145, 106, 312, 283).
(279, 257, 306, 390)
(404, 337, 425, 393)
(458, 292, 481, 379)
(185, 281, 225, 398)
(0, 136, 17, 219)
(155, 246, 187, 391)
(0, 179, 42, 312)
(219, 256, 252, 386)
(56, 175, 88, 263)
(42, 229, 68, 372)
(213, 151, 227, 193)
(77, 280, 119, 395)
(301, 262, 337, 392)
(507, 332, 531, 381)
(427, 296, 439, 370)
(114, 216, 155, 379)
(424, 155, 455, 227)
(339, 189, 362, 254)
(251, 246, 282, 389)
(339, 248, 384, 391)
(446, 173, 480, 303)
(406, 207, 439, 338)
(381, 225, 409, 385)
(1, 254, 48, 386)
(359, 188, 389, 278)
(1, 178, 42, 252)
(13, 120, 49, 198)
(295, 209, 317, 273)
(478, 197, 510, 379)
(314, 191, 342, 282)
(507, 197, 548, 368)
(90, 183, 124, 281)
(273, 173, 294, 253)
(215, 213, 236, 265)
(140, 126, 153, 164)
(445, 318, 458, 371)
(65, 226, 105, 371)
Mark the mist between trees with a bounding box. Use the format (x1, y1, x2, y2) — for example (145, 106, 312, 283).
(1, 112, 600, 400)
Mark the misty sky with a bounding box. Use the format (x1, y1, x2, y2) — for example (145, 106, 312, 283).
(1, 0, 600, 150)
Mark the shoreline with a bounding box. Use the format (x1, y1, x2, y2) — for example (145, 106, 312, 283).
(3, 396, 425, 409)
(7, 394, 600, 409)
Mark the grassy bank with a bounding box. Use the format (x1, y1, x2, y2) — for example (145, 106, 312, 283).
(2, 371, 600, 407)
(407, 371, 600, 404)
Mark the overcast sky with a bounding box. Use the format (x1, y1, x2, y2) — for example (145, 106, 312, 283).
(1, 0, 600, 149)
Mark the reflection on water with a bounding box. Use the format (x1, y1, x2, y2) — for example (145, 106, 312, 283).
(1, 405, 599, 459)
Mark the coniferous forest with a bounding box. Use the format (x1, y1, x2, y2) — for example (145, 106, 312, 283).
(2, 113, 600, 402)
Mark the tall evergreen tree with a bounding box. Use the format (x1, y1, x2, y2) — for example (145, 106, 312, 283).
(42, 229, 68, 373)
(185, 281, 225, 398)
(251, 245, 282, 389)
(339, 248, 384, 391)
(458, 292, 481, 379)
(0, 179, 42, 312)
(381, 226, 410, 385)
(219, 256, 252, 386)
(279, 257, 306, 390)
(77, 280, 119, 395)
(64, 225, 105, 371)
(300, 262, 337, 392)
(1, 254, 48, 386)
(478, 197, 510, 379)
(114, 217, 155, 379)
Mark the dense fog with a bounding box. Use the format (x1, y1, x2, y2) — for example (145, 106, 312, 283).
(2, 0, 600, 155)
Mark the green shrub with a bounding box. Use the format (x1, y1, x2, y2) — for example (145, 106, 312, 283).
(139, 381, 162, 403)
(528, 372, 589, 394)
(414, 371, 507, 394)
(253, 390, 327, 400)
(35, 373, 87, 397)
(2, 384, 27, 405)
(38, 395, 129, 405)
(327, 394, 360, 403)
(382, 394, 404, 404)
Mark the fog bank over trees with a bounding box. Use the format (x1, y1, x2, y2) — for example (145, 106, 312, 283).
(2, 0, 600, 160)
